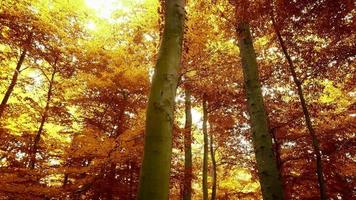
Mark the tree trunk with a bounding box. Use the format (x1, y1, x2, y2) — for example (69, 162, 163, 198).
(0, 49, 27, 119)
(271, 128, 282, 171)
(129, 162, 134, 199)
(29, 67, 56, 169)
(106, 163, 116, 200)
(202, 97, 209, 200)
(63, 173, 69, 187)
(270, 10, 327, 200)
(137, 0, 185, 199)
(209, 126, 217, 200)
(183, 89, 192, 200)
(107, 95, 128, 199)
(235, 14, 284, 200)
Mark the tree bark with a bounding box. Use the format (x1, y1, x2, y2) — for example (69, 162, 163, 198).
(29, 66, 57, 169)
(209, 126, 217, 200)
(183, 89, 192, 200)
(234, 10, 284, 200)
(202, 97, 209, 200)
(0, 49, 27, 119)
(270, 10, 327, 200)
(106, 163, 116, 200)
(137, 0, 185, 199)
(63, 173, 69, 187)
(106, 98, 127, 199)
(271, 128, 282, 171)
(129, 162, 134, 199)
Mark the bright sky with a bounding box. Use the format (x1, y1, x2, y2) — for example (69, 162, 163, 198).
(85, 0, 128, 19)
(191, 108, 202, 127)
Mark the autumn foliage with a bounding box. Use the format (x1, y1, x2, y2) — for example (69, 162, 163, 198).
(0, 0, 355, 199)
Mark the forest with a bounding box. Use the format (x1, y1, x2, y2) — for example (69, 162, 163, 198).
(0, 0, 355, 199)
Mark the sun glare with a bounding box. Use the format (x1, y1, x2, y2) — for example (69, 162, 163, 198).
(86, 21, 96, 30)
(85, 0, 128, 19)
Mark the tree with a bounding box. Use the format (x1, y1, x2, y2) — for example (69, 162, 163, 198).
(202, 96, 209, 200)
(0, 48, 27, 119)
(137, 0, 186, 199)
(29, 58, 57, 169)
(231, 0, 284, 199)
(183, 89, 192, 200)
(210, 123, 217, 200)
(270, 5, 327, 199)
(0, 0, 354, 199)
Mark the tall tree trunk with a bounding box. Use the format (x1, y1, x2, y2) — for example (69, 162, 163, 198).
(234, 5, 284, 199)
(270, 10, 327, 200)
(137, 0, 185, 199)
(209, 126, 217, 200)
(183, 89, 192, 200)
(29, 67, 57, 169)
(202, 97, 209, 200)
(0, 49, 27, 119)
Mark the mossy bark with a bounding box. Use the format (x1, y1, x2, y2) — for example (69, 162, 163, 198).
(236, 21, 284, 200)
(183, 89, 192, 200)
(137, 0, 185, 199)
(202, 97, 208, 200)
(271, 10, 327, 200)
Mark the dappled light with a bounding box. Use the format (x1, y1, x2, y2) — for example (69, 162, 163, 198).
(0, 0, 354, 199)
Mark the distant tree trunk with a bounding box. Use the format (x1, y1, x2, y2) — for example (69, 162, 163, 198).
(0, 49, 27, 119)
(29, 66, 57, 169)
(209, 126, 217, 200)
(202, 97, 209, 200)
(183, 89, 192, 200)
(107, 95, 128, 199)
(270, 10, 327, 200)
(63, 173, 69, 187)
(106, 163, 116, 200)
(234, 3, 284, 199)
(271, 128, 282, 171)
(129, 162, 134, 199)
(137, 0, 185, 199)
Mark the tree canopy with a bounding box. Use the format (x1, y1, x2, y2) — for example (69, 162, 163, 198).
(0, 0, 354, 199)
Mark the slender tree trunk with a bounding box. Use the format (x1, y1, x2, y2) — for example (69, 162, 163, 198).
(271, 128, 282, 171)
(183, 89, 192, 200)
(137, 0, 185, 199)
(29, 67, 56, 169)
(209, 126, 217, 200)
(106, 163, 116, 200)
(129, 162, 134, 199)
(234, 5, 284, 199)
(202, 97, 209, 200)
(107, 95, 128, 199)
(270, 10, 327, 200)
(0, 49, 27, 119)
(63, 173, 69, 187)
(112, 93, 128, 137)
